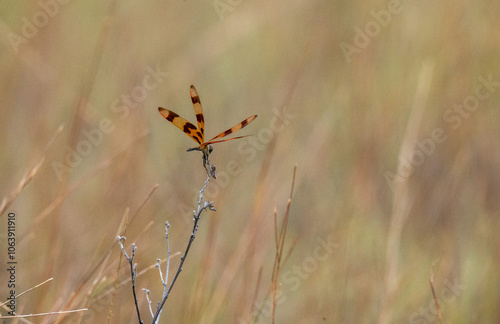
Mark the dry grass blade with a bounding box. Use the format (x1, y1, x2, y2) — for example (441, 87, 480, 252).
(0, 277, 54, 322)
(270, 166, 296, 323)
(251, 168, 298, 324)
(124, 183, 160, 228)
(430, 273, 443, 324)
(249, 267, 263, 318)
(0, 124, 63, 217)
(11, 278, 54, 302)
(378, 60, 435, 324)
(0, 308, 87, 319)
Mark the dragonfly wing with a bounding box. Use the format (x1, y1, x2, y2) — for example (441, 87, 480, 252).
(190, 85, 205, 143)
(158, 107, 203, 144)
(204, 135, 252, 146)
(206, 115, 257, 143)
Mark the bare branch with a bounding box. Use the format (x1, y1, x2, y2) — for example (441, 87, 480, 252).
(118, 237, 143, 324)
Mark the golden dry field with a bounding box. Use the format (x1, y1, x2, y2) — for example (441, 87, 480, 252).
(1, 1, 500, 323)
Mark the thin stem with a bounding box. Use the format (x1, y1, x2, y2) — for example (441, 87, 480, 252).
(118, 237, 143, 324)
(164, 221, 171, 294)
(152, 172, 215, 323)
(143, 289, 154, 318)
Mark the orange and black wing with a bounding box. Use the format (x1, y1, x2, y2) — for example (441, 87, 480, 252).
(190, 85, 205, 143)
(158, 107, 203, 145)
(205, 115, 257, 145)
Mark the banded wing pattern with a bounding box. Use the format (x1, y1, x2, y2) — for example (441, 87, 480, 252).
(157, 108, 203, 144)
(158, 85, 257, 152)
(190, 85, 205, 142)
(204, 115, 258, 145)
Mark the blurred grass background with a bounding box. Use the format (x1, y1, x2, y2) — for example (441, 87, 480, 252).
(1, 0, 500, 323)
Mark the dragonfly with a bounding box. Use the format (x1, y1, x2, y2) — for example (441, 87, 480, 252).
(158, 85, 257, 173)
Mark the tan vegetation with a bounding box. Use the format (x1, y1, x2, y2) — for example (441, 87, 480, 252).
(1, 1, 499, 323)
